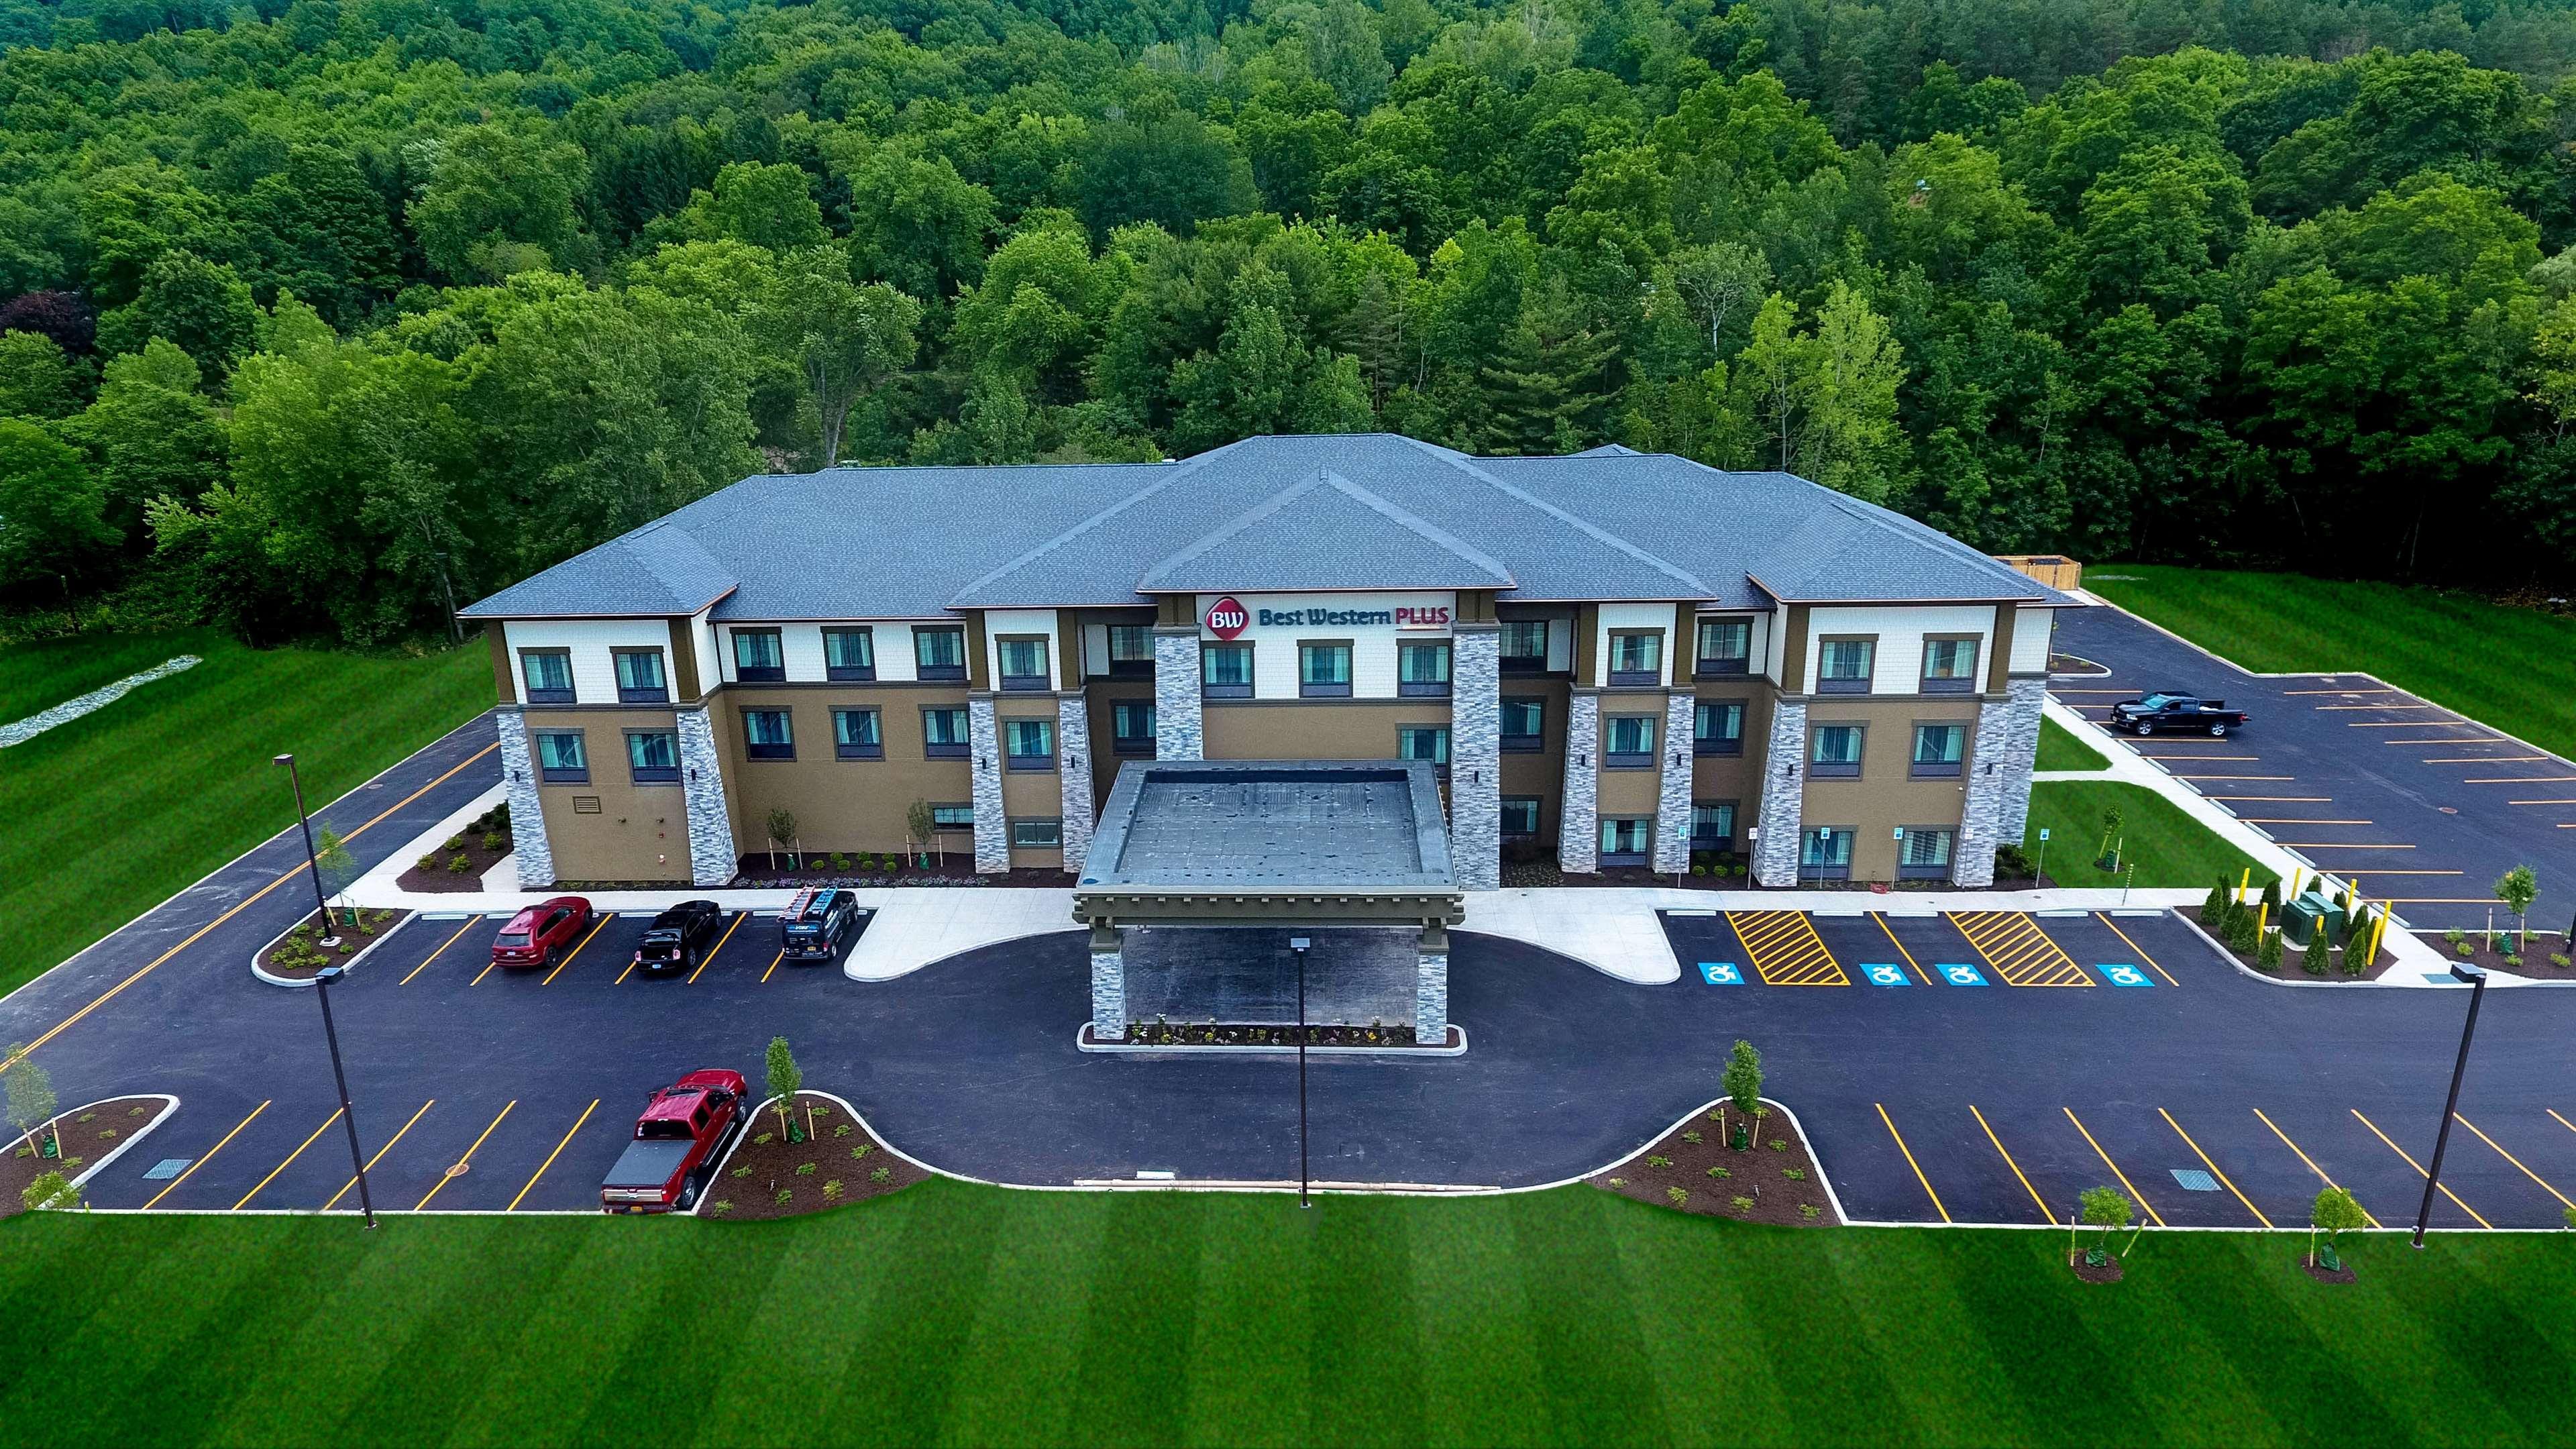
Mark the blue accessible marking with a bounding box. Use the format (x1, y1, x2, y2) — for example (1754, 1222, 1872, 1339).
(1859, 962, 1912, 987)
(1698, 961, 1744, 985)
(1937, 962, 1989, 987)
(2095, 962, 2154, 987)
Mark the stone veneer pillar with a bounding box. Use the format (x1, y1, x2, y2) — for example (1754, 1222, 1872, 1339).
(495, 706, 555, 890)
(1651, 690, 1696, 875)
(967, 694, 1010, 873)
(1415, 924, 1449, 1042)
(1056, 692, 1097, 873)
(1089, 924, 1127, 1040)
(1152, 625, 1203, 761)
(1557, 688, 1601, 874)
(1752, 700, 1807, 886)
(1448, 623, 1500, 891)
(1995, 677, 2047, 843)
(674, 704, 736, 885)
(1953, 692, 2019, 888)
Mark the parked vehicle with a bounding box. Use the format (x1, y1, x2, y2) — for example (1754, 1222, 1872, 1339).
(599, 1069, 748, 1213)
(489, 896, 593, 969)
(631, 900, 723, 975)
(2107, 692, 2253, 737)
(779, 887, 866, 961)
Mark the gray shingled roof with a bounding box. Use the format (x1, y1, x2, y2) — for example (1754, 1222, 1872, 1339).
(461, 434, 2066, 620)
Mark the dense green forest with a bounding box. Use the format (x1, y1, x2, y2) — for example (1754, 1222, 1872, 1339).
(1, 0, 2573, 645)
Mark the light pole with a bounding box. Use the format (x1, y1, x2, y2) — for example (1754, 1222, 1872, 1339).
(273, 753, 339, 947)
(312, 964, 377, 1229)
(1290, 934, 1311, 1210)
(2412, 962, 2488, 1248)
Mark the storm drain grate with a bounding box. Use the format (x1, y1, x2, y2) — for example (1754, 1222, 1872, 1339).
(2170, 1169, 2220, 1192)
(142, 1159, 190, 1180)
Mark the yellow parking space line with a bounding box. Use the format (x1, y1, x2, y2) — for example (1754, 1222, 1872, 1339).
(540, 914, 613, 985)
(325, 1099, 433, 1212)
(760, 949, 786, 983)
(2094, 913, 2176, 986)
(2508, 799, 2576, 806)
(231, 1108, 343, 1211)
(688, 912, 747, 984)
(2454, 1115, 2576, 1210)
(1876, 1104, 1948, 1222)
(402, 919, 481, 985)
(1723, 911, 1845, 986)
(141, 1101, 271, 1210)
(2061, 1108, 2164, 1226)
(415, 1100, 517, 1212)
(508, 1099, 598, 1212)
(2158, 1108, 2272, 1226)
(2349, 1109, 2492, 1229)
(1872, 915, 1931, 985)
(1969, 1106, 2054, 1222)
(1947, 912, 2090, 987)
(2250, 1108, 2379, 1227)
(2552, 1109, 2576, 1136)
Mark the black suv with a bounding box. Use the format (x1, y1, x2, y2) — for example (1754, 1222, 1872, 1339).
(780, 888, 866, 962)
(631, 900, 724, 975)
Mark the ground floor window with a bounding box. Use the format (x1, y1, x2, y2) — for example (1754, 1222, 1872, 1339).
(1501, 796, 1541, 839)
(1397, 725, 1450, 765)
(1690, 801, 1736, 849)
(1009, 818, 1063, 849)
(625, 730, 678, 784)
(930, 804, 973, 830)
(534, 730, 587, 783)
(834, 708, 883, 760)
(742, 708, 794, 760)
(1800, 826, 1854, 879)
(1898, 827, 1955, 878)
(1112, 699, 1155, 754)
(1600, 816, 1652, 863)
(1005, 718, 1056, 769)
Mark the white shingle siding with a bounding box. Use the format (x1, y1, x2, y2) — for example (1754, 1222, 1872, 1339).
(2012, 606, 2052, 674)
(504, 619, 671, 704)
(1804, 604, 1996, 697)
(1083, 623, 1112, 679)
(983, 608, 1063, 690)
(686, 611, 718, 696)
(1593, 602, 1676, 688)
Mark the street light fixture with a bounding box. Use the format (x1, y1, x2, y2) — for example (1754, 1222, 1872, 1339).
(273, 753, 339, 947)
(311, 965, 377, 1229)
(1289, 934, 1311, 1210)
(2412, 961, 2488, 1248)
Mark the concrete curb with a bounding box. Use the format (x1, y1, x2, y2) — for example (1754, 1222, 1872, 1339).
(42, 1093, 180, 1202)
(1549, 1095, 1850, 1226)
(248, 910, 414, 989)
(1074, 1024, 1469, 1057)
(704, 1089, 971, 1210)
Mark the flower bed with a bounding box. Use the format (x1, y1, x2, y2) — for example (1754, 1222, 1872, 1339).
(2188, 904, 2394, 982)
(396, 800, 514, 892)
(702, 1092, 928, 1222)
(259, 908, 404, 981)
(2418, 930, 2576, 981)
(1084, 1019, 1443, 1049)
(2, 1097, 172, 1216)
(1590, 1099, 1840, 1226)
(728, 853, 1074, 889)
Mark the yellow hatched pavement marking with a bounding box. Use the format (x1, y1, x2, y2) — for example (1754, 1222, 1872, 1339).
(2351, 1109, 2491, 1229)
(2252, 1108, 2379, 1227)
(1948, 912, 2090, 987)
(1723, 911, 1847, 986)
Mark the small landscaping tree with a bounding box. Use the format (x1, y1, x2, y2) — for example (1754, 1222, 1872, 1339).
(2259, 926, 2284, 971)
(2347, 906, 2379, 973)
(2259, 876, 2281, 913)
(2202, 878, 2228, 924)
(2310, 1186, 2365, 1271)
(2094, 805, 2123, 871)
(1721, 1040, 1762, 1149)
(764, 1035, 803, 1142)
(2078, 1184, 2131, 1267)
(20, 1170, 77, 1212)
(3, 1047, 56, 1159)
(767, 808, 798, 872)
(313, 822, 358, 922)
(906, 798, 936, 869)
(2496, 865, 2538, 955)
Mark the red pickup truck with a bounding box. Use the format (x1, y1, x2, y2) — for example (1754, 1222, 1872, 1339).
(599, 1069, 747, 1214)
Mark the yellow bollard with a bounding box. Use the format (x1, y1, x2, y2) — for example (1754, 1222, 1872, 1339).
(2238, 867, 2251, 906)
(2257, 902, 2269, 939)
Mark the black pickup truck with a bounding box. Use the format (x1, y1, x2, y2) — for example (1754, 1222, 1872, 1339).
(2107, 692, 2253, 737)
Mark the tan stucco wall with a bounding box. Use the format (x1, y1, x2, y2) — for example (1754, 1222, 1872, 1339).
(521, 706, 692, 883)
(712, 686, 976, 857)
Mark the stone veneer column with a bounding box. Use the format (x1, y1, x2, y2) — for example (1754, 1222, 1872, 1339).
(1152, 625, 1203, 761)
(1651, 690, 1696, 875)
(1953, 693, 2019, 888)
(1448, 623, 1500, 890)
(1557, 688, 1601, 874)
(1415, 924, 1449, 1042)
(1752, 700, 1807, 886)
(1995, 677, 2047, 843)
(1056, 693, 1097, 874)
(674, 705, 736, 886)
(495, 706, 555, 890)
(967, 694, 1010, 873)
(1089, 925, 1127, 1040)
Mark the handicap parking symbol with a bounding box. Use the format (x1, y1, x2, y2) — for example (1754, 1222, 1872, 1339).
(2096, 962, 2154, 987)
(1698, 961, 1744, 985)
(1860, 962, 1912, 987)
(1937, 962, 1989, 987)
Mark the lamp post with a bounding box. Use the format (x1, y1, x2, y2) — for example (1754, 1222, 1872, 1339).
(273, 753, 339, 947)
(1289, 934, 1311, 1210)
(312, 965, 377, 1229)
(2412, 962, 2488, 1248)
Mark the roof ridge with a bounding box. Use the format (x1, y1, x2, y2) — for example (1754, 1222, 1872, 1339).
(944, 445, 1237, 604)
(1802, 486, 2051, 600)
(1136, 468, 1516, 590)
(1393, 436, 1713, 597)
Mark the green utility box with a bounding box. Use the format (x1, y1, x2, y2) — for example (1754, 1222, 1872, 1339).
(2284, 891, 2346, 949)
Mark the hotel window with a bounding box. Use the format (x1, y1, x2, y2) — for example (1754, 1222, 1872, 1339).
(1299, 642, 1352, 698)
(1604, 714, 1657, 769)
(1607, 630, 1663, 686)
(1005, 718, 1055, 770)
(521, 649, 574, 704)
(533, 730, 587, 783)
(732, 629, 785, 682)
(1911, 722, 1964, 778)
(833, 708, 883, 760)
(625, 730, 678, 784)
(1809, 724, 1864, 778)
(1921, 638, 1978, 693)
(1501, 796, 1541, 839)
(1112, 700, 1155, 755)
(1501, 697, 1544, 752)
(612, 648, 667, 703)
(1599, 817, 1652, 864)
(1693, 700, 1744, 756)
(742, 708, 794, 760)
(1010, 818, 1063, 849)
(1397, 725, 1450, 766)
(1397, 641, 1452, 698)
(922, 706, 969, 759)
(998, 637, 1050, 692)
(1499, 619, 1550, 673)
(930, 804, 973, 830)
(1817, 637, 1874, 694)
(823, 627, 875, 682)
(1202, 643, 1253, 699)
(1107, 625, 1154, 677)
(1800, 826, 1854, 880)
(913, 625, 966, 681)
(1690, 801, 1737, 850)
(1898, 827, 1955, 879)
(1695, 619, 1752, 676)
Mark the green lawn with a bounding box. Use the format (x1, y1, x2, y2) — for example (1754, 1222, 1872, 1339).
(1, 1181, 2569, 1446)
(2025, 779, 2277, 891)
(2085, 566, 2576, 759)
(2035, 715, 2109, 771)
(0, 629, 493, 994)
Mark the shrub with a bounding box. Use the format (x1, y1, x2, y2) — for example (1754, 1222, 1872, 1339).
(1692, 864, 1707, 876)
(1681, 1130, 1702, 1144)
(2552, 953, 2573, 969)
(881, 854, 898, 871)
(833, 1123, 853, 1138)
(2457, 941, 2477, 959)
(443, 835, 464, 851)
(21, 1171, 77, 1212)
(708, 1200, 734, 1217)
(1768, 1138, 1786, 1151)
(1800, 1203, 1821, 1220)
(731, 1165, 752, 1178)
(1645, 1154, 1672, 1169)
(1605, 1177, 1625, 1187)
(774, 1187, 794, 1205)
(1729, 1195, 1755, 1213)
(2259, 927, 2284, 970)
(480, 830, 507, 853)
(2445, 928, 2467, 949)
(822, 1179, 845, 1201)
(794, 1161, 816, 1176)
(2504, 954, 2524, 969)
(97, 1128, 115, 1139)
(1666, 1186, 1689, 1205)
(753, 1132, 774, 1146)
(2202, 879, 2229, 923)
(417, 852, 442, 872)
(1782, 1167, 1806, 1181)
(2305, 945, 2329, 977)
(832, 853, 851, 870)
(859, 858, 876, 871)
(851, 1144, 871, 1160)
(1706, 1165, 1729, 1179)
(870, 1165, 891, 1183)
(446, 853, 471, 873)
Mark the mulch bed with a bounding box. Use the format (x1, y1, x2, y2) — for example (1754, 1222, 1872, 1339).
(260, 908, 405, 980)
(1503, 857, 2057, 892)
(704, 1093, 928, 1222)
(396, 802, 515, 892)
(730, 855, 1075, 889)
(1590, 1099, 1840, 1226)
(2300, 1256, 2358, 1285)
(1080, 1022, 1458, 1049)
(2418, 932, 2576, 981)
(2048, 653, 2111, 676)
(1, 1097, 171, 1216)
(2190, 906, 2394, 982)
(2070, 1252, 2126, 1284)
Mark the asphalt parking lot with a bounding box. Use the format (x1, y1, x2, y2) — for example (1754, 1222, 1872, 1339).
(2052, 604, 2576, 934)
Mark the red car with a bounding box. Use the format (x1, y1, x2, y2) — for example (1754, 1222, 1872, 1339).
(600, 1069, 749, 1213)
(490, 895, 593, 970)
